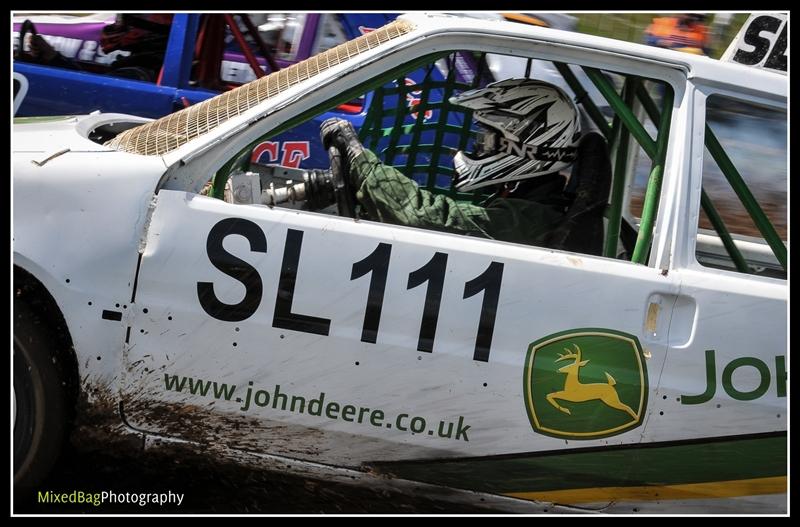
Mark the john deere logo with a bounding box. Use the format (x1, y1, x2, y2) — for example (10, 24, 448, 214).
(523, 329, 648, 440)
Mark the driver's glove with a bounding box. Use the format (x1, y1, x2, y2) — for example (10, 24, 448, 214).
(320, 118, 365, 167)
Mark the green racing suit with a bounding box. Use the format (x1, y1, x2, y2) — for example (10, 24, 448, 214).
(349, 149, 568, 247)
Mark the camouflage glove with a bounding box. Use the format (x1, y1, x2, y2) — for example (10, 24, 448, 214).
(320, 118, 365, 167)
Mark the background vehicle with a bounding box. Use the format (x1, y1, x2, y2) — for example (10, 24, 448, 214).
(13, 13, 396, 170)
(13, 13, 786, 513)
(13, 13, 397, 116)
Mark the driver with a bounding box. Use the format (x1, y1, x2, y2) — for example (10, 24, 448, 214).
(644, 13, 711, 55)
(320, 78, 611, 254)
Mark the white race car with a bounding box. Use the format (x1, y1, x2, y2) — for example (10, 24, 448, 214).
(13, 13, 787, 513)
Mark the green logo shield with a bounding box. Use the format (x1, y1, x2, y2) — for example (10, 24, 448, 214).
(523, 329, 648, 439)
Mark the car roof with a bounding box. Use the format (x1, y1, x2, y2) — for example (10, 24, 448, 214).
(411, 13, 786, 92)
(106, 13, 786, 160)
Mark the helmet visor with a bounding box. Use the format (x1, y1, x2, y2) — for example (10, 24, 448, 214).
(471, 124, 499, 159)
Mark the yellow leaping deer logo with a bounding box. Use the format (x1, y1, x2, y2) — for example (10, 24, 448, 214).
(546, 344, 638, 419)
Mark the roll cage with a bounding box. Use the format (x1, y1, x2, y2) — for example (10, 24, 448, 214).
(204, 45, 785, 276)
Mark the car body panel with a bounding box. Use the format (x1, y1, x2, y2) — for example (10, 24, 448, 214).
(13, 140, 166, 391)
(123, 189, 677, 464)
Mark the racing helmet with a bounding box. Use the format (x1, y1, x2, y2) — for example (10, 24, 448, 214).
(450, 78, 581, 192)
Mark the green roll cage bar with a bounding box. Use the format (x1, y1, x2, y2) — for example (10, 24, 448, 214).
(555, 61, 785, 272)
(213, 51, 786, 274)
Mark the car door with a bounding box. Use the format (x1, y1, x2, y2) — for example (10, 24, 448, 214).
(646, 83, 787, 501)
(121, 178, 680, 466)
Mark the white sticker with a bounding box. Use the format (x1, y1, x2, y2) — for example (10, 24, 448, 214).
(721, 13, 787, 74)
(13, 72, 28, 115)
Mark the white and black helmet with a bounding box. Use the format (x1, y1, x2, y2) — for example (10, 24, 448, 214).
(450, 78, 581, 192)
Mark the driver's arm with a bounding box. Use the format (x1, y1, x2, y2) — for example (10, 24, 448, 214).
(322, 118, 488, 235)
(351, 149, 563, 246)
(322, 118, 560, 245)
(349, 148, 492, 235)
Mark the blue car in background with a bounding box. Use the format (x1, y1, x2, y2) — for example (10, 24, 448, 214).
(13, 14, 416, 170)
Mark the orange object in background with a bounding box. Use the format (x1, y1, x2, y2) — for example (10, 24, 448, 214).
(501, 13, 549, 27)
(644, 14, 711, 55)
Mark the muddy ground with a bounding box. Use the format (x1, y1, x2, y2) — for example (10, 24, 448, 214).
(14, 436, 507, 515)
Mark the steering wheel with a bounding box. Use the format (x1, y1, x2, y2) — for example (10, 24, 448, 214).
(326, 145, 358, 218)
